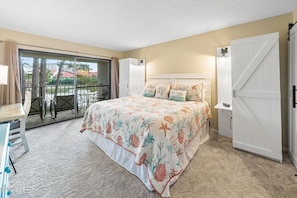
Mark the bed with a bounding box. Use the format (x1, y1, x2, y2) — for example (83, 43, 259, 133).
(80, 73, 212, 197)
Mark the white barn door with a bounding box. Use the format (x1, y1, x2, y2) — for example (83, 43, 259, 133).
(231, 32, 282, 162)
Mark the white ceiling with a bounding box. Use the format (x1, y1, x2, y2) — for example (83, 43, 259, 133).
(1, 0, 297, 52)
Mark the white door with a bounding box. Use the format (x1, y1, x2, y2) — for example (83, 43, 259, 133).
(231, 32, 282, 162)
(289, 24, 297, 167)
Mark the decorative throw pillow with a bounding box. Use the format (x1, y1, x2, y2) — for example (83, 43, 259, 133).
(170, 84, 187, 91)
(186, 83, 204, 101)
(155, 83, 170, 99)
(143, 87, 156, 97)
(142, 82, 157, 97)
(171, 83, 204, 101)
(169, 90, 187, 101)
(145, 82, 157, 89)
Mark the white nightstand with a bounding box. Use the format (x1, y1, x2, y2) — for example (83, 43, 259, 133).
(215, 103, 232, 138)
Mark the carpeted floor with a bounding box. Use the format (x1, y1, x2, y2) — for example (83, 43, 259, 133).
(9, 118, 297, 198)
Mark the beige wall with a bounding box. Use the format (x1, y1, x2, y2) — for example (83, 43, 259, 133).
(293, 7, 297, 23)
(125, 13, 293, 148)
(0, 28, 124, 63)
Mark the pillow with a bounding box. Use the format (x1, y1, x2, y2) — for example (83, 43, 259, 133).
(145, 82, 157, 89)
(143, 87, 155, 97)
(155, 83, 170, 99)
(171, 83, 204, 101)
(186, 83, 203, 101)
(142, 82, 157, 97)
(169, 90, 187, 101)
(170, 84, 187, 91)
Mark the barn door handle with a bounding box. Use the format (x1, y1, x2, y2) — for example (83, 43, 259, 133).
(293, 85, 297, 108)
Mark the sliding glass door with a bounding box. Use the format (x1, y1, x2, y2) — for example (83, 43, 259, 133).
(75, 58, 110, 117)
(19, 49, 110, 128)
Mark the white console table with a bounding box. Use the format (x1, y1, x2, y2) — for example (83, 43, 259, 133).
(0, 123, 11, 197)
(215, 103, 232, 138)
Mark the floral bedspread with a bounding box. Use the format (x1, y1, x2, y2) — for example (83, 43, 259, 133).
(80, 95, 212, 197)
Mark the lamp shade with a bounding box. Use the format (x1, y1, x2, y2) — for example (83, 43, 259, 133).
(0, 65, 8, 85)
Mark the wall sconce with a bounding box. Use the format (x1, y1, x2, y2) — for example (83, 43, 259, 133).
(0, 65, 8, 85)
(138, 59, 145, 66)
(221, 48, 228, 56)
(217, 46, 231, 57)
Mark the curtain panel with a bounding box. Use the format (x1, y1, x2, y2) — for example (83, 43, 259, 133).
(110, 57, 119, 99)
(0, 41, 22, 105)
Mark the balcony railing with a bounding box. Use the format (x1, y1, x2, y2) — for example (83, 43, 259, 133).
(23, 84, 110, 128)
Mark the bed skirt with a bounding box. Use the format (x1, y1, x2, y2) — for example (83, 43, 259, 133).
(86, 120, 210, 197)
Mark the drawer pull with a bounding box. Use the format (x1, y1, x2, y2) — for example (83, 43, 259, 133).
(4, 166, 11, 173)
(8, 142, 11, 147)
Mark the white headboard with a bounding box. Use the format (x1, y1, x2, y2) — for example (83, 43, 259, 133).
(147, 73, 211, 106)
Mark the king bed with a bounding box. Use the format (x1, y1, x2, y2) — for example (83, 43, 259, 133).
(80, 73, 212, 197)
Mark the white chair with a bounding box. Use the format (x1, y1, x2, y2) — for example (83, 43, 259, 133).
(9, 91, 31, 152)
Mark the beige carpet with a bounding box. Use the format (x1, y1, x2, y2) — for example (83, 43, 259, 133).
(9, 118, 297, 198)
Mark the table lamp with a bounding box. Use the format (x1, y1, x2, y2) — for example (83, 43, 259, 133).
(0, 65, 8, 85)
